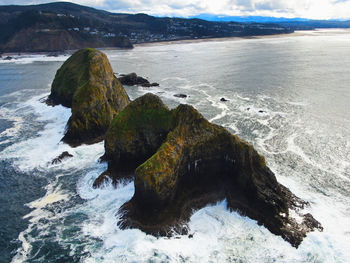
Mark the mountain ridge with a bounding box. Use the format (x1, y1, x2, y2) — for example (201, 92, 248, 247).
(0, 2, 293, 53)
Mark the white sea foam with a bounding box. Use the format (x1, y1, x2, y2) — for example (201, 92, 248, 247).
(69, 163, 350, 263)
(0, 94, 71, 171)
(0, 54, 68, 64)
(11, 174, 71, 263)
(76, 170, 321, 263)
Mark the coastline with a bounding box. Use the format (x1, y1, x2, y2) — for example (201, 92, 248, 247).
(133, 32, 299, 47)
(2, 29, 350, 57)
(134, 28, 350, 47)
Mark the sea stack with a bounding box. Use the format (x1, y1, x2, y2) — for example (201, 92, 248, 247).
(95, 93, 322, 248)
(48, 48, 130, 146)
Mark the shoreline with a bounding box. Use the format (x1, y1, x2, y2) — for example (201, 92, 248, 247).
(133, 32, 298, 47)
(2, 29, 350, 57)
(134, 28, 350, 47)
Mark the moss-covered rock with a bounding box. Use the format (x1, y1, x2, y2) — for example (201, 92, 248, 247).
(94, 93, 174, 187)
(109, 96, 322, 247)
(48, 48, 130, 146)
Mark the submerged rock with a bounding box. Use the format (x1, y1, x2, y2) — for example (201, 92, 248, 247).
(220, 97, 228, 102)
(51, 151, 73, 164)
(48, 48, 130, 146)
(95, 93, 322, 247)
(174, 93, 187, 98)
(141, 82, 159, 87)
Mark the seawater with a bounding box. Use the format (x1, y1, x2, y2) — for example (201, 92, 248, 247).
(1, 30, 350, 263)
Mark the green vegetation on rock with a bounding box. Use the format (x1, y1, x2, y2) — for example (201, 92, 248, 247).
(50, 48, 93, 107)
(94, 93, 174, 186)
(96, 93, 322, 248)
(49, 48, 130, 146)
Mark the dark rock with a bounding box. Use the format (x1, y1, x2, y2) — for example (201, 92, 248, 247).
(118, 73, 150, 86)
(258, 110, 266, 113)
(188, 234, 194, 238)
(141, 82, 159, 87)
(96, 93, 321, 247)
(51, 151, 73, 164)
(48, 48, 130, 146)
(220, 97, 228, 102)
(246, 107, 250, 111)
(174, 94, 187, 98)
(4, 56, 13, 60)
(46, 51, 64, 57)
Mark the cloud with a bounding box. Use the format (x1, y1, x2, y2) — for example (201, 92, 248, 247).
(0, 0, 349, 19)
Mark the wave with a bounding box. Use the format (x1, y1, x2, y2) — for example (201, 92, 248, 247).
(0, 55, 68, 65)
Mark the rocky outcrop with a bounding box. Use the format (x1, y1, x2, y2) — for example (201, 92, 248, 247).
(95, 93, 322, 247)
(174, 93, 187, 98)
(118, 73, 159, 87)
(51, 151, 73, 164)
(48, 48, 130, 146)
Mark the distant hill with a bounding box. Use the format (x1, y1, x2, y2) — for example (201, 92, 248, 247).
(190, 14, 350, 30)
(0, 2, 293, 53)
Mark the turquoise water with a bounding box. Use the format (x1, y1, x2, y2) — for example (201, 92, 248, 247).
(1, 30, 350, 262)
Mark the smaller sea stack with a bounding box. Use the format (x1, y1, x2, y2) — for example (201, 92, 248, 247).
(48, 48, 130, 146)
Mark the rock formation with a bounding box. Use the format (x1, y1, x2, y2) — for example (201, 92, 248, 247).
(48, 48, 130, 146)
(95, 93, 322, 247)
(94, 93, 173, 186)
(118, 73, 159, 87)
(51, 151, 73, 164)
(174, 94, 187, 98)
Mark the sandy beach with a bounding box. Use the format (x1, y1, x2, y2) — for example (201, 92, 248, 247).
(134, 28, 350, 47)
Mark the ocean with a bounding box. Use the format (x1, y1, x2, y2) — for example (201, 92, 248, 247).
(0, 29, 349, 262)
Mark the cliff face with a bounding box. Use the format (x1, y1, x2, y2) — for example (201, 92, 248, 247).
(0, 28, 133, 53)
(95, 93, 322, 247)
(49, 48, 130, 146)
(0, 5, 133, 52)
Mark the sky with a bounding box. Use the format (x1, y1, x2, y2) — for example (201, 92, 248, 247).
(0, 0, 350, 20)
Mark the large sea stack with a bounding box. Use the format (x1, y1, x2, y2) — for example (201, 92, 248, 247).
(48, 48, 130, 146)
(95, 93, 322, 248)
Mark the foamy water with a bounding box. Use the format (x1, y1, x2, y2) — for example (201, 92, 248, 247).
(1, 30, 350, 262)
(0, 54, 69, 65)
